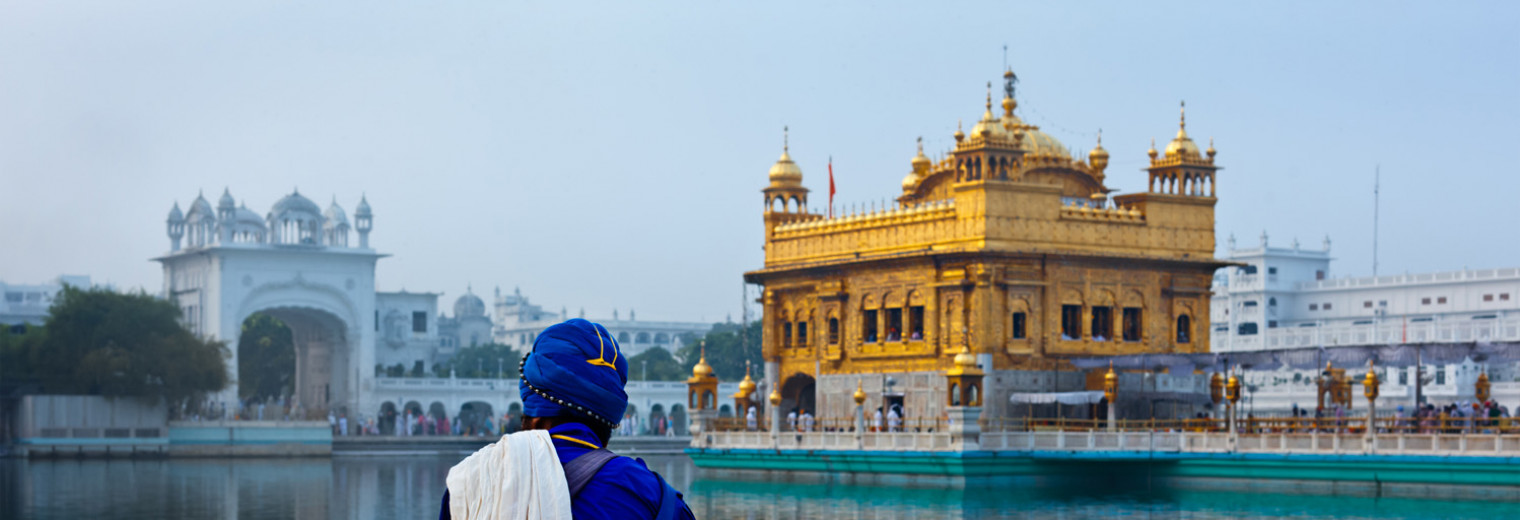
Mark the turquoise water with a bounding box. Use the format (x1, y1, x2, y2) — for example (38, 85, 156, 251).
(2, 455, 1514, 519)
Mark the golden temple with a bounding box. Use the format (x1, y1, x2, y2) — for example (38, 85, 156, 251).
(744, 69, 1229, 421)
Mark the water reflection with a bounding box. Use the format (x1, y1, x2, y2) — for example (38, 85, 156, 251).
(2, 456, 1512, 519)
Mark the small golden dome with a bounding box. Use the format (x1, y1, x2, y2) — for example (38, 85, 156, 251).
(953, 120, 965, 142)
(1164, 102, 1201, 159)
(1206, 137, 1217, 159)
(911, 137, 931, 170)
(768, 387, 781, 406)
(768, 127, 803, 186)
(947, 344, 982, 376)
(1089, 130, 1109, 160)
(955, 348, 976, 367)
(901, 172, 918, 191)
(852, 379, 867, 405)
(735, 363, 756, 397)
(691, 344, 714, 378)
(1147, 138, 1158, 160)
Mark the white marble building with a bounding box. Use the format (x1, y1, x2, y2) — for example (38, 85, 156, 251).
(491, 286, 711, 358)
(157, 189, 384, 417)
(0, 275, 91, 326)
(1210, 231, 1520, 412)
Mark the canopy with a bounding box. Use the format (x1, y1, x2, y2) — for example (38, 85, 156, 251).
(1008, 391, 1105, 405)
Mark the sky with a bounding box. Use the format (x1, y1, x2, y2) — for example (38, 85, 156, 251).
(1, 1, 1517, 323)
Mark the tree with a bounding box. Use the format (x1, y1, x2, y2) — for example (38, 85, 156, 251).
(676, 321, 762, 381)
(626, 346, 686, 381)
(17, 286, 228, 408)
(440, 343, 522, 379)
(237, 313, 294, 401)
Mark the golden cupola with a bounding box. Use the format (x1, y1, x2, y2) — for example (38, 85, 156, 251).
(733, 363, 757, 399)
(902, 137, 932, 190)
(687, 346, 716, 383)
(968, 83, 1011, 141)
(1163, 101, 1202, 160)
(763, 126, 810, 214)
(1088, 130, 1110, 176)
(768, 133, 804, 187)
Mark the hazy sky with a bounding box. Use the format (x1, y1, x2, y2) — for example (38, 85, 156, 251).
(2, 1, 1517, 322)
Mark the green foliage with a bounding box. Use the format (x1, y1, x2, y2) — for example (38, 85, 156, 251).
(626, 346, 686, 381)
(441, 342, 522, 379)
(237, 314, 294, 401)
(676, 321, 762, 381)
(386, 363, 405, 377)
(12, 286, 228, 407)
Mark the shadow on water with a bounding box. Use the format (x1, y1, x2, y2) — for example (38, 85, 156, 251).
(3, 455, 1516, 519)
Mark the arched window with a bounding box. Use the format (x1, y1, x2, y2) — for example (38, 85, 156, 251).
(1176, 315, 1192, 344)
(828, 317, 840, 344)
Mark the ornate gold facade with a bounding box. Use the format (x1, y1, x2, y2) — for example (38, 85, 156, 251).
(745, 70, 1229, 419)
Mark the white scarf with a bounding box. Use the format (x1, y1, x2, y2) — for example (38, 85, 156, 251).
(446, 430, 573, 520)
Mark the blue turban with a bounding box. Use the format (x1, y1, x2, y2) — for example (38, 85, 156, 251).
(519, 319, 628, 427)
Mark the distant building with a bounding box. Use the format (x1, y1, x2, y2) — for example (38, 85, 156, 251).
(437, 287, 493, 351)
(1211, 234, 1520, 352)
(0, 275, 91, 326)
(1210, 232, 1520, 411)
(156, 188, 388, 416)
(491, 286, 710, 357)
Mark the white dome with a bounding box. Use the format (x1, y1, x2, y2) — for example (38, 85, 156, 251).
(454, 291, 486, 318)
(235, 205, 265, 227)
(167, 202, 184, 222)
(324, 200, 349, 226)
(355, 195, 372, 217)
(218, 188, 236, 209)
(270, 190, 322, 218)
(186, 194, 216, 223)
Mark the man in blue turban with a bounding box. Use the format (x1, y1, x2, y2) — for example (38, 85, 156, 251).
(440, 319, 694, 520)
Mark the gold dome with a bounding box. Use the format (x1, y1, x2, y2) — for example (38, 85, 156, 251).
(1164, 102, 1201, 159)
(768, 127, 803, 186)
(768, 387, 781, 406)
(1089, 130, 1109, 160)
(690, 343, 714, 379)
(734, 363, 756, 398)
(901, 172, 919, 191)
(1015, 125, 1068, 157)
(946, 344, 983, 376)
(852, 379, 867, 405)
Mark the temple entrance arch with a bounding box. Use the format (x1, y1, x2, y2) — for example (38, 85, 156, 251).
(241, 305, 353, 417)
(779, 373, 816, 419)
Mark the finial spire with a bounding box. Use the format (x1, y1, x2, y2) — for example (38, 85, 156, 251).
(985, 81, 993, 112)
(916, 136, 924, 155)
(1179, 100, 1187, 131)
(1097, 128, 1103, 146)
(783, 125, 789, 153)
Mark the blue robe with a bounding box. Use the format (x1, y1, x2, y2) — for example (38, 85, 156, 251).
(439, 423, 694, 520)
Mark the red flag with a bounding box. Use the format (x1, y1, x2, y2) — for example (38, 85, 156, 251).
(828, 156, 836, 218)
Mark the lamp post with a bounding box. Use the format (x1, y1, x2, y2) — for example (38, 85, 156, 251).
(1364, 361, 1381, 443)
(1225, 367, 1241, 435)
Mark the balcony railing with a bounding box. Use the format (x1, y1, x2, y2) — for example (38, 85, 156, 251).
(1215, 316, 1520, 351)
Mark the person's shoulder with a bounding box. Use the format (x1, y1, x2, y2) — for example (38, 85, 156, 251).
(599, 454, 663, 487)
